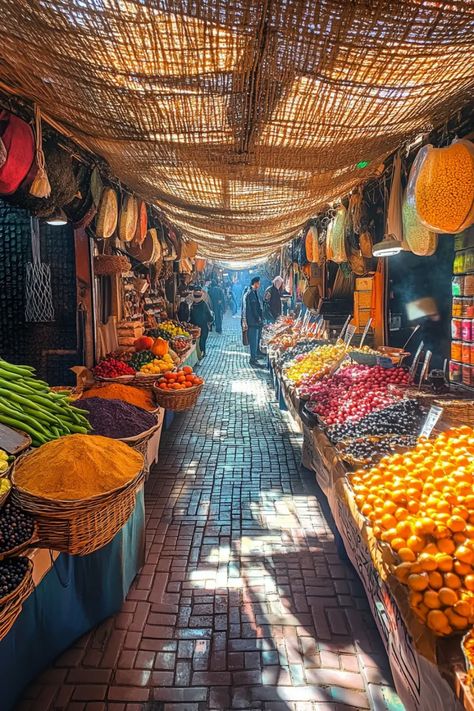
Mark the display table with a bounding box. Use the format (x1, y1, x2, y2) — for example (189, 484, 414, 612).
(0, 488, 145, 711)
(270, 362, 470, 711)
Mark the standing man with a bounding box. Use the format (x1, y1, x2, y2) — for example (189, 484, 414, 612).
(190, 287, 214, 357)
(244, 276, 264, 367)
(263, 276, 284, 323)
(208, 278, 225, 334)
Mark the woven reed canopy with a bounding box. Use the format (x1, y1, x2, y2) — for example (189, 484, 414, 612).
(0, 1, 473, 259)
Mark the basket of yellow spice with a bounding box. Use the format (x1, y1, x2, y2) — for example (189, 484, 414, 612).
(11, 435, 144, 556)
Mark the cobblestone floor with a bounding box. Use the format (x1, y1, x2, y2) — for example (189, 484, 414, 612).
(19, 316, 403, 711)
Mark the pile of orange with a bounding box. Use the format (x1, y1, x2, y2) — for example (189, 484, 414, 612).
(351, 426, 474, 636)
(156, 366, 203, 391)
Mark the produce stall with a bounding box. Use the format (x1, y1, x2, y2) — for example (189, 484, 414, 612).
(265, 315, 474, 711)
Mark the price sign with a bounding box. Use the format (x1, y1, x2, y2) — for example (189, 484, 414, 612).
(420, 406, 444, 438)
(339, 315, 351, 341)
(409, 341, 424, 377)
(418, 350, 432, 388)
(344, 324, 356, 346)
(359, 318, 373, 347)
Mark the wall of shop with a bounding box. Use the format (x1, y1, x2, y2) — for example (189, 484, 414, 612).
(0, 199, 78, 384)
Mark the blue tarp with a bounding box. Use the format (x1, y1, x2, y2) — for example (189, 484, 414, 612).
(0, 489, 145, 710)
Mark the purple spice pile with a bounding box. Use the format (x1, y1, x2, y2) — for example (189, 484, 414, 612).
(79, 398, 156, 439)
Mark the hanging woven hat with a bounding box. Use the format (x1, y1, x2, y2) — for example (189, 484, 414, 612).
(325, 221, 334, 262)
(0, 109, 35, 195)
(149, 228, 162, 263)
(90, 166, 104, 208)
(305, 224, 320, 264)
(96, 187, 118, 239)
(118, 193, 138, 242)
(126, 227, 156, 264)
(331, 205, 347, 263)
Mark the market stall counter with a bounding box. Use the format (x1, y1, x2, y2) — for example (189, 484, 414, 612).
(0, 488, 145, 710)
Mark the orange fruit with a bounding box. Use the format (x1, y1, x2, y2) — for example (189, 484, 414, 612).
(438, 587, 458, 606)
(408, 591, 423, 608)
(394, 562, 413, 584)
(445, 608, 468, 630)
(390, 537, 406, 552)
(435, 554, 453, 572)
(454, 600, 472, 618)
(418, 553, 437, 572)
(398, 547, 416, 563)
(437, 538, 455, 555)
(428, 571, 444, 590)
(407, 535, 425, 553)
(424, 591, 441, 609)
(444, 572, 462, 589)
(455, 545, 474, 565)
(183, 366, 193, 374)
(407, 573, 429, 591)
(448, 515, 466, 532)
(454, 560, 472, 576)
(427, 609, 450, 633)
(414, 518, 436, 535)
(396, 521, 412, 538)
(464, 574, 474, 591)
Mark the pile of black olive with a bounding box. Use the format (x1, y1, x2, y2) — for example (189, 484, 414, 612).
(328, 399, 425, 443)
(0, 502, 35, 555)
(0, 557, 29, 600)
(339, 434, 419, 465)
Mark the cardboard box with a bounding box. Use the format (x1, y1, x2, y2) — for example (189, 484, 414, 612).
(355, 276, 374, 291)
(354, 291, 372, 309)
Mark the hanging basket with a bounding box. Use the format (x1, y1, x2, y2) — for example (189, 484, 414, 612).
(93, 254, 131, 275)
(0, 558, 34, 642)
(153, 381, 204, 411)
(11, 465, 145, 556)
(96, 187, 118, 239)
(119, 194, 138, 242)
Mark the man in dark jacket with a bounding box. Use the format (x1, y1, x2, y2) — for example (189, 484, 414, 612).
(190, 287, 214, 357)
(208, 278, 225, 334)
(244, 276, 264, 366)
(263, 276, 284, 323)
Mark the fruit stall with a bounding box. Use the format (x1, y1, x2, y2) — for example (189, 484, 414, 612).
(265, 311, 474, 711)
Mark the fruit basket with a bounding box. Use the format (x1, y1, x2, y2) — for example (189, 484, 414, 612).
(0, 478, 11, 508)
(95, 374, 135, 383)
(153, 381, 204, 412)
(132, 372, 163, 389)
(11, 464, 145, 556)
(0, 557, 34, 641)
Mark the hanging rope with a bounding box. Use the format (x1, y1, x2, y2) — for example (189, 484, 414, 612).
(29, 104, 51, 198)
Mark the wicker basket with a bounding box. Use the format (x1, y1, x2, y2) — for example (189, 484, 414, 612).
(95, 374, 135, 384)
(11, 468, 144, 556)
(153, 382, 204, 412)
(0, 522, 38, 563)
(432, 399, 474, 429)
(119, 418, 162, 473)
(132, 373, 162, 390)
(0, 558, 34, 641)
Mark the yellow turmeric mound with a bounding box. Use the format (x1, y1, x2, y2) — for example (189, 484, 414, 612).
(14, 434, 143, 500)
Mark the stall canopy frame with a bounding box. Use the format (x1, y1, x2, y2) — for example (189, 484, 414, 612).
(0, 0, 473, 259)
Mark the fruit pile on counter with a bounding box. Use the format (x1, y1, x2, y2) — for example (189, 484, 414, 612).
(350, 426, 474, 637)
(285, 343, 347, 384)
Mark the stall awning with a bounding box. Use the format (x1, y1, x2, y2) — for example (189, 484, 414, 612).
(0, 1, 473, 258)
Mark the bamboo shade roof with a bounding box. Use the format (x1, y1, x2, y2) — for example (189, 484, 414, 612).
(0, 1, 473, 258)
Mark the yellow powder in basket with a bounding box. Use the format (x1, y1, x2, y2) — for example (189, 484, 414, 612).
(82, 383, 155, 411)
(14, 434, 143, 500)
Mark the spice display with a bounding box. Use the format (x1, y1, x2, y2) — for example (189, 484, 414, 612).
(79, 398, 156, 439)
(402, 190, 438, 256)
(414, 141, 474, 233)
(0, 502, 34, 554)
(351, 427, 474, 636)
(0, 557, 29, 600)
(156, 366, 202, 390)
(303, 365, 411, 426)
(0, 358, 90, 446)
(92, 357, 135, 379)
(13, 434, 143, 500)
(327, 399, 425, 443)
(81, 383, 156, 411)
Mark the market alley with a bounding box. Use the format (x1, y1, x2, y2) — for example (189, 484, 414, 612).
(19, 317, 401, 711)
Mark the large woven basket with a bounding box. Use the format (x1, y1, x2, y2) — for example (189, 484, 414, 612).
(153, 382, 204, 412)
(132, 373, 164, 390)
(119, 417, 162, 473)
(11, 467, 144, 556)
(0, 558, 34, 641)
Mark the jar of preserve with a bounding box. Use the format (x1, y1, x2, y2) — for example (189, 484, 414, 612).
(465, 299, 474, 318)
(452, 298, 463, 317)
(449, 360, 462, 382)
(452, 318, 463, 340)
(462, 318, 472, 342)
(452, 276, 464, 297)
(462, 342, 472, 364)
(464, 275, 474, 297)
(462, 364, 473, 387)
(451, 341, 462, 361)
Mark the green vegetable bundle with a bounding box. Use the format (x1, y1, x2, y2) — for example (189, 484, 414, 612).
(0, 358, 91, 447)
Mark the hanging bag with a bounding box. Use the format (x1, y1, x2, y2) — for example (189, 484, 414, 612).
(25, 217, 55, 322)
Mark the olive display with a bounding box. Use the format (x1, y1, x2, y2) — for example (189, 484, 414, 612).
(339, 434, 419, 466)
(0, 557, 29, 600)
(328, 399, 425, 443)
(0, 502, 35, 554)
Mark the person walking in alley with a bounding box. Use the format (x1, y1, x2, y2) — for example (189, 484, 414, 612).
(244, 276, 264, 367)
(190, 287, 214, 357)
(208, 278, 225, 334)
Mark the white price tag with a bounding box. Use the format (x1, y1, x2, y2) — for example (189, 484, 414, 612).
(420, 406, 443, 438)
(339, 315, 352, 340)
(409, 341, 424, 377)
(359, 318, 373, 347)
(344, 324, 356, 346)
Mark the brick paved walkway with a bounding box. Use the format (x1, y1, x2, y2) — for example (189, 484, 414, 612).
(19, 316, 403, 711)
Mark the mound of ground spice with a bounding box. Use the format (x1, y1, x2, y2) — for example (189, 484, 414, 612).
(13, 434, 143, 500)
(82, 383, 155, 411)
(80, 397, 156, 439)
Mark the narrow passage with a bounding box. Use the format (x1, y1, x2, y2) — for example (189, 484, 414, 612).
(20, 317, 401, 710)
